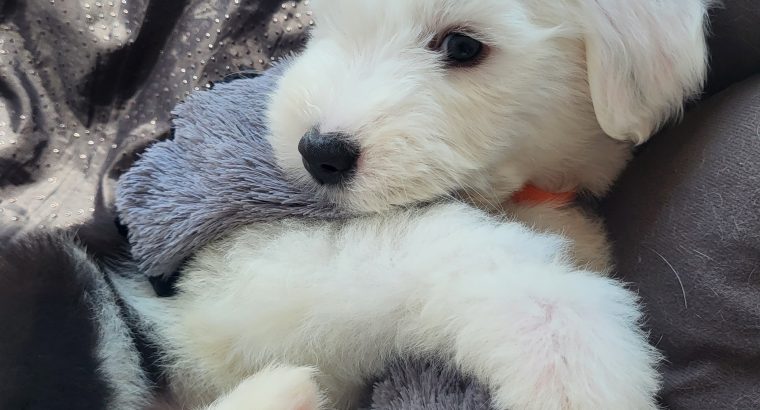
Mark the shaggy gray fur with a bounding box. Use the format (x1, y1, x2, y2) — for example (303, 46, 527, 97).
(365, 361, 492, 410)
(116, 64, 345, 279)
(115, 66, 492, 409)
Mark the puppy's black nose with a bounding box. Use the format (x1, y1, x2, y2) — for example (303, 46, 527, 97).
(298, 129, 359, 185)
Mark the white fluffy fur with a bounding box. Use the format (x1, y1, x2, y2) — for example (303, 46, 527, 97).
(268, 0, 710, 212)
(128, 204, 660, 409)
(205, 366, 324, 410)
(121, 0, 711, 408)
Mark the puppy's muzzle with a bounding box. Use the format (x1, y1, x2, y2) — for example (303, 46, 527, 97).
(298, 128, 359, 186)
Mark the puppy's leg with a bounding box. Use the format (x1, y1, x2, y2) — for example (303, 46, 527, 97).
(173, 203, 658, 409)
(389, 205, 661, 409)
(415, 263, 660, 410)
(204, 366, 323, 410)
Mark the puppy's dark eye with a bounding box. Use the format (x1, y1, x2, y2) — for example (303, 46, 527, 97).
(440, 32, 484, 66)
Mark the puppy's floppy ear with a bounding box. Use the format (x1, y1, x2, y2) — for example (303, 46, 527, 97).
(577, 0, 711, 144)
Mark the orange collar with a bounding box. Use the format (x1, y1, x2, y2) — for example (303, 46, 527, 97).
(510, 184, 577, 208)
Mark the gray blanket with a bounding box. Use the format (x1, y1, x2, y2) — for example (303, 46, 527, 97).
(116, 64, 493, 409)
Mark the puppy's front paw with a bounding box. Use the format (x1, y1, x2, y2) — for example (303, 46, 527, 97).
(206, 365, 324, 410)
(453, 271, 661, 410)
(507, 275, 659, 410)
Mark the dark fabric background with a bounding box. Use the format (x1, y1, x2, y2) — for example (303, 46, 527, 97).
(0, 0, 311, 239)
(604, 76, 760, 409)
(703, 1, 760, 96)
(600, 3, 760, 408)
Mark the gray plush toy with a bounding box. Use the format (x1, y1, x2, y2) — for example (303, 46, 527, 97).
(115, 65, 493, 409)
(116, 64, 345, 282)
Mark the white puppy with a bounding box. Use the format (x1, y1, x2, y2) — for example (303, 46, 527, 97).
(121, 0, 711, 409)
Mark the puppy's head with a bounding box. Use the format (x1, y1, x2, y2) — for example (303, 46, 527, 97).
(268, 0, 710, 213)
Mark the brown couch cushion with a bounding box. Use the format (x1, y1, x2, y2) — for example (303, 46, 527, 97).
(603, 75, 760, 409)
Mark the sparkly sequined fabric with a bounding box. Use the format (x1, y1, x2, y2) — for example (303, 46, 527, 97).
(0, 0, 312, 240)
